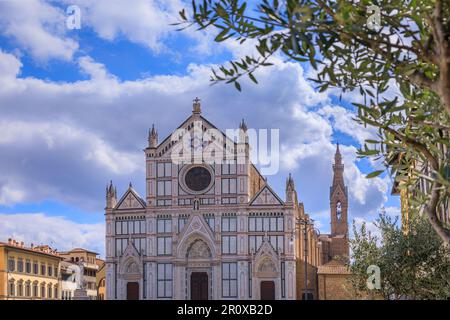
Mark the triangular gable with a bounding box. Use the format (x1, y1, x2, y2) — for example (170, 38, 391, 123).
(254, 236, 279, 259)
(249, 185, 284, 206)
(118, 241, 143, 274)
(154, 114, 240, 158)
(252, 236, 280, 276)
(175, 213, 216, 259)
(331, 183, 347, 198)
(115, 187, 146, 210)
(121, 240, 141, 260)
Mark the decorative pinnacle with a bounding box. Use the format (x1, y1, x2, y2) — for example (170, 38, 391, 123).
(150, 124, 157, 136)
(193, 97, 201, 114)
(149, 124, 158, 148)
(286, 173, 295, 190)
(335, 143, 342, 164)
(240, 118, 248, 132)
(106, 180, 116, 199)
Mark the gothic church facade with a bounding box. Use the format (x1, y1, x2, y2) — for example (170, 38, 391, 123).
(104, 99, 349, 300)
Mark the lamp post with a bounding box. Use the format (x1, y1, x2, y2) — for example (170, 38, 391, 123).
(290, 217, 320, 300)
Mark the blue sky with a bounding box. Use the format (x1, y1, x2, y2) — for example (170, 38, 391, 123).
(0, 0, 399, 257)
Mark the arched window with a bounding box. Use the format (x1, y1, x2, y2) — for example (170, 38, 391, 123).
(25, 281, 31, 297)
(33, 282, 38, 297)
(41, 284, 46, 299)
(8, 280, 15, 297)
(336, 201, 342, 221)
(47, 284, 52, 299)
(17, 281, 23, 297)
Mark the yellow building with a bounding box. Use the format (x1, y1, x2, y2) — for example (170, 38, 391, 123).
(392, 172, 449, 234)
(0, 239, 62, 300)
(391, 139, 449, 233)
(96, 259, 106, 300)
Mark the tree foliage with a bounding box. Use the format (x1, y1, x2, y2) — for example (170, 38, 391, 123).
(176, 0, 450, 243)
(350, 213, 450, 299)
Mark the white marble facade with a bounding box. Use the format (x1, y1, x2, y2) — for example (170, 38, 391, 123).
(105, 101, 300, 300)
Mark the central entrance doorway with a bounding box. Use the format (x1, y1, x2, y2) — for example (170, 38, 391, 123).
(260, 281, 275, 300)
(190, 272, 208, 300)
(126, 282, 139, 300)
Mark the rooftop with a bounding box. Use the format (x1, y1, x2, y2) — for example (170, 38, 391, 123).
(0, 238, 62, 259)
(317, 259, 351, 275)
(59, 247, 99, 255)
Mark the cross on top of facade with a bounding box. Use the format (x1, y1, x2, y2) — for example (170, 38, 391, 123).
(126, 194, 133, 207)
(262, 189, 270, 203)
(193, 97, 201, 114)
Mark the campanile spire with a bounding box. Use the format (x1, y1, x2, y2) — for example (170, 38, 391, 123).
(329, 143, 349, 258)
(332, 143, 345, 190)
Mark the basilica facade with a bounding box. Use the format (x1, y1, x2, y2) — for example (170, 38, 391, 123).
(104, 99, 349, 300)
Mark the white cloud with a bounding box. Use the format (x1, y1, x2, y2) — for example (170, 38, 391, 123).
(61, 0, 185, 53)
(318, 105, 378, 145)
(0, 213, 104, 257)
(384, 206, 401, 219)
(0, 50, 22, 78)
(0, 0, 196, 62)
(78, 56, 116, 81)
(0, 117, 141, 209)
(0, 0, 78, 61)
(0, 1, 284, 64)
(0, 185, 26, 205)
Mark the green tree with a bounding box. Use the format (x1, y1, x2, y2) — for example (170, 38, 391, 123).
(350, 213, 450, 299)
(176, 0, 450, 243)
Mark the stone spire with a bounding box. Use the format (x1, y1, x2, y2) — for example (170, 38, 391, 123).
(329, 143, 349, 258)
(239, 118, 247, 132)
(106, 180, 117, 209)
(335, 142, 342, 165)
(285, 173, 297, 205)
(239, 118, 249, 144)
(192, 97, 201, 115)
(148, 124, 158, 148)
(286, 173, 295, 191)
(332, 143, 345, 190)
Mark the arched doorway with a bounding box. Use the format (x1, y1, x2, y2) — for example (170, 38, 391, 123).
(260, 281, 275, 300)
(253, 248, 280, 300)
(185, 238, 212, 300)
(190, 272, 208, 300)
(126, 282, 139, 300)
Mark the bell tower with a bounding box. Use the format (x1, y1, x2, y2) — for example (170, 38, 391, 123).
(329, 144, 349, 258)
